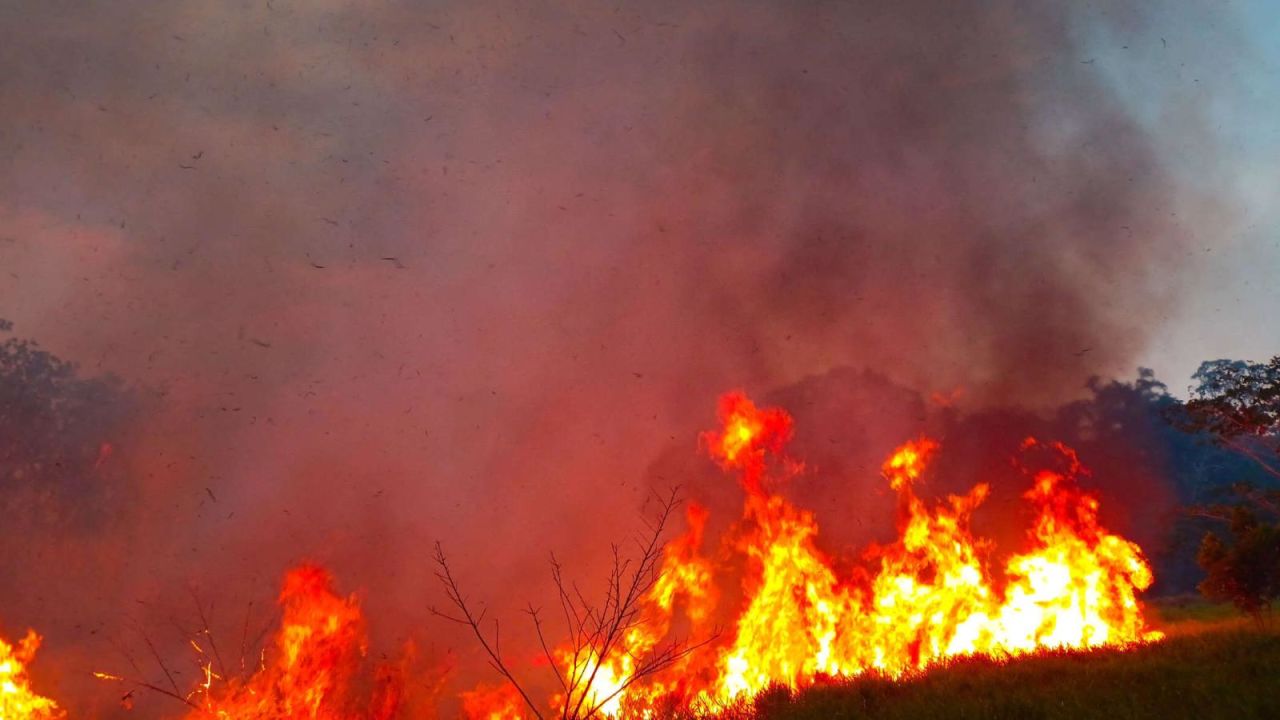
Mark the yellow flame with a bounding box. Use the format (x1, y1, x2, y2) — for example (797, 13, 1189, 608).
(0, 628, 63, 720)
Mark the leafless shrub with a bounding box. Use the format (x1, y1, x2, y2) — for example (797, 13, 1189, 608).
(433, 488, 714, 719)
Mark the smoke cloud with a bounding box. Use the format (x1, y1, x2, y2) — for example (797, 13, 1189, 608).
(0, 1, 1242, 716)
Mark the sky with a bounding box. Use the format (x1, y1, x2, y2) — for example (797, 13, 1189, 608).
(1090, 0, 1280, 391)
(0, 1, 1278, 715)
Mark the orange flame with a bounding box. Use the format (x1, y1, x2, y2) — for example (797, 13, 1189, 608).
(186, 564, 402, 720)
(701, 391, 794, 495)
(460, 682, 524, 720)
(0, 626, 63, 720)
(528, 391, 1162, 714)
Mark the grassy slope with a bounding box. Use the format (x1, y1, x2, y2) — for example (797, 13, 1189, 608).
(682, 602, 1280, 720)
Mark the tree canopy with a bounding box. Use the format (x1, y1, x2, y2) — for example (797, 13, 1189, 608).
(1176, 356, 1280, 480)
(0, 319, 143, 527)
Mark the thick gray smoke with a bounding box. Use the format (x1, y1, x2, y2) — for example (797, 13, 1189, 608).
(0, 1, 1241, 716)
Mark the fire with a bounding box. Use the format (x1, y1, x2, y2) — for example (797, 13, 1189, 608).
(186, 564, 402, 720)
(0, 391, 1165, 719)
(702, 391, 794, 494)
(523, 391, 1162, 715)
(0, 626, 63, 720)
(990, 439, 1159, 652)
(460, 682, 525, 720)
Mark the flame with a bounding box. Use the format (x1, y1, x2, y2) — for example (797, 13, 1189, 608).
(460, 682, 525, 720)
(523, 391, 1162, 714)
(0, 626, 63, 720)
(187, 564, 402, 720)
(702, 391, 794, 495)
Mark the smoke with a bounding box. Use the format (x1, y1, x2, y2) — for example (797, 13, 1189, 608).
(0, 0, 1242, 716)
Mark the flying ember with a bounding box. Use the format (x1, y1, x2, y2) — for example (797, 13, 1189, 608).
(523, 390, 1163, 717)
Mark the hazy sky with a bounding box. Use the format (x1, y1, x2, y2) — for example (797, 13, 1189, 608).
(1108, 0, 1279, 391)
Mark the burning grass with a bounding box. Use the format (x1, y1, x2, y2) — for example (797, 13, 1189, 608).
(681, 608, 1280, 720)
(444, 391, 1166, 718)
(90, 565, 406, 720)
(18, 390, 1183, 718)
(181, 564, 405, 720)
(576, 393, 1161, 710)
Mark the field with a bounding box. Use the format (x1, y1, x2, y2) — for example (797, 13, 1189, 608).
(677, 601, 1280, 720)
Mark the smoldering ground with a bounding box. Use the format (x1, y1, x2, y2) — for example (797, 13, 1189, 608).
(0, 0, 1246, 716)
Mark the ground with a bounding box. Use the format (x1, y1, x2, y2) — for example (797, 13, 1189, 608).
(676, 600, 1280, 720)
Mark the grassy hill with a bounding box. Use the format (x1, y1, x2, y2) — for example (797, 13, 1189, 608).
(675, 602, 1280, 720)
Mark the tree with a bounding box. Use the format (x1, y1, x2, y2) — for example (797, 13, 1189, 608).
(1165, 355, 1280, 615)
(1197, 502, 1280, 621)
(0, 319, 143, 526)
(1176, 356, 1280, 480)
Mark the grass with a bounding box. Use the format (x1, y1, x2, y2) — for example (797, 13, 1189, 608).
(1147, 595, 1245, 627)
(673, 601, 1280, 720)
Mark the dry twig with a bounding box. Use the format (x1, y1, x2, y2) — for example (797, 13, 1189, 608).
(433, 488, 713, 719)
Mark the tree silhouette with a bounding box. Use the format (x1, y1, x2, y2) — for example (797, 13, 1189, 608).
(1198, 503, 1280, 621)
(1161, 356, 1280, 615)
(1175, 357, 1280, 479)
(0, 319, 143, 527)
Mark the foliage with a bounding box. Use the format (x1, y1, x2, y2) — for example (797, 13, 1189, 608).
(1174, 356, 1280, 479)
(0, 319, 143, 526)
(1197, 504, 1280, 620)
(1152, 353, 1280, 604)
(1154, 355, 1280, 615)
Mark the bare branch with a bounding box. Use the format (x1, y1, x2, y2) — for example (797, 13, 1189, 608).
(432, 542, 546, 720)
(239, 601, 253, 675)
(1221, 435, 1280, 481)
(139, 630, 183, 700)
(567, 487, 681, 720)
(438, 487, 701, 720)
(583, 630, 722, 718)
(105, 674, 203, 711)
(526, 604, 568, 694)
(189, 587, 228, 681)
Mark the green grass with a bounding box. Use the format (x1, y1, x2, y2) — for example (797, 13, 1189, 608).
(674, 604, 1280, 720)
(1147, 596, 1243, 625)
